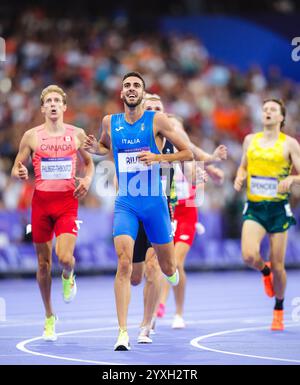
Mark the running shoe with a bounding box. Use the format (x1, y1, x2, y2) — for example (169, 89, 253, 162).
(42, 315, 57, 341)
(271, 310, 284, 331)
(62, 271, 77, 303)
(137, 326, 152, 344)
(164, 268, 179, 286)
(262, 262, 275, 298)
(172, 314, 186, 329)
(114, 329, 131, 351)
(156, 303, 165, 318)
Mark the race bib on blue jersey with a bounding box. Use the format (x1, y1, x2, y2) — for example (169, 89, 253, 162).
(118, 147, 151, 173)
(41, 157, 72, 180)
(250, 176, 278, 197)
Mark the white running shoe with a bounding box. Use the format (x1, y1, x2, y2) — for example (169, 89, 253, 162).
(172, 314, 186, 329)
(114, 329, 131, 351)
(137, 326, 152, 344)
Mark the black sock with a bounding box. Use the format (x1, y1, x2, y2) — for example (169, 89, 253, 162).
(274, 298, 284, 311)
(261, 264, 271, 276)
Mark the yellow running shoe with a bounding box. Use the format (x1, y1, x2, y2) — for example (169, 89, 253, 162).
(42, 315, 57, 341)
(164, 269, 179, 286)
(62, 272, 77, 303)
(114, 329, 131, 351)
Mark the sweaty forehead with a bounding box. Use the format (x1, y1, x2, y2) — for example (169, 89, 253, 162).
(144, 99, 164, 110)
(123, 77, 143, 86)
(44, 92, 63, 101)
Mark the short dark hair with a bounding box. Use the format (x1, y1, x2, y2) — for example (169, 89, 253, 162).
(122, 71, 145, 89)
(263, 98, 286, 129)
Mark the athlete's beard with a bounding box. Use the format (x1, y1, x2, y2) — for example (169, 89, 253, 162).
(123, 95, 143, 108)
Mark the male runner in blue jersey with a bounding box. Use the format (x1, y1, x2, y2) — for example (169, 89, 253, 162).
(84, 72, 193, 350)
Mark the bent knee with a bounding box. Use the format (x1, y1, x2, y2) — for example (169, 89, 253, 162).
(160, 262, 175, 277)
(242, 247, 259, 266)
(37, 260, 52, 274)
(118, 256, 133, 276)
(57, 253, 73, 267)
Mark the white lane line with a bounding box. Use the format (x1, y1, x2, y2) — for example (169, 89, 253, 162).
(16, 318, 257, 365)
(3, 315, 273, 329)
(16, 319, 300, 364)
(16, 326, 130, 365)
(190, 323, 300, 364)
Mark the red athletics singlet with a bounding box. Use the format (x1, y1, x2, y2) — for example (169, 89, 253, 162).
(32, 125, 77, 191)
(173, 166, 198, 246)
(31, 124, 79, 243)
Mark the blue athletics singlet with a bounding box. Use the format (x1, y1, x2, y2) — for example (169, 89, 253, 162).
(111, 110, 172, 244)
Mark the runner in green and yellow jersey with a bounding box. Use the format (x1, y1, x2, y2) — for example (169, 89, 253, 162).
(234, 99, 300, 331)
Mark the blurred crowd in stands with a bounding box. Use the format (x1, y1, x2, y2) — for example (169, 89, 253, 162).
(1, 8, 300, 232)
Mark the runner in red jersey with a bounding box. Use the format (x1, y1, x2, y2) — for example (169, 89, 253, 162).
(11, 85, 94, 341)
(157, 115, 227, 329)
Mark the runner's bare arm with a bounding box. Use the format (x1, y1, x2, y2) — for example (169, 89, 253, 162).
(234, 134, 253, 192)
(289, 138, 300, 184)
(168, 115, 225, 184)
(83, 115, 111, 155)
(138, 112, 193, 164)
(11, 130, 33, 180)
(169, 116, 227, 165)
(190, 143, 228, 164)
(205, 165, 225, 185)
(278, 137, 300, 193)
(74, 130, 95, 199)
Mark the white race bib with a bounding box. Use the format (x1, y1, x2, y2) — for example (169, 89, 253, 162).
(250, 176, 278, 197)
(118, 147, 151, 173)
(41, 157, 72, 180)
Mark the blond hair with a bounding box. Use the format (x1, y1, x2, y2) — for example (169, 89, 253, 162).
(144, 93, 161, 101)
(40, 85, 67, 105)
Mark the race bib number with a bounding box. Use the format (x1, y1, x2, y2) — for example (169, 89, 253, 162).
(41, 157, 72, 180)
(250, 176, 278, 197)
(118, 147, 151, 173)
